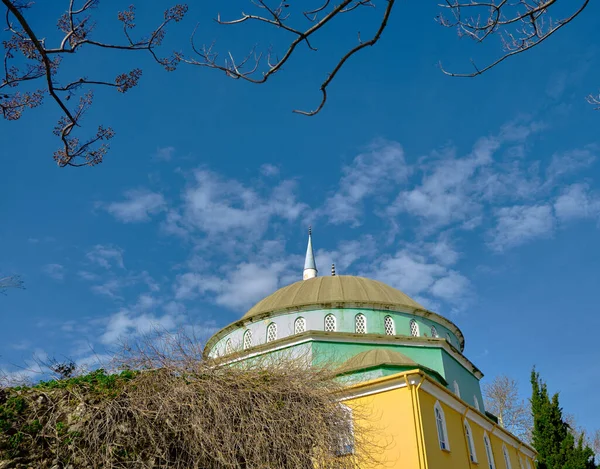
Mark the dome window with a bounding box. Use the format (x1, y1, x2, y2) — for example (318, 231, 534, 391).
(410, 319, 420, 337)
(243, 330, 253, 350)
(266, 323, 277, 343)
(225, 338, 233, 355)
(430, 325, 439, 338)
(384, 316, 395, 335)
(434, 401, 449, 451)
(324, 314, 336, 332)
(294, 317, 306, 334)
(484, 433, 496, 469)
(355, 314, 367, 334)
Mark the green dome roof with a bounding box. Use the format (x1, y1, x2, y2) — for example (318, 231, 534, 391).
(243, 275, 425, 320)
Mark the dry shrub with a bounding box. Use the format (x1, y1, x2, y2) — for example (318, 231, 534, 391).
(0, 330, 380, 468)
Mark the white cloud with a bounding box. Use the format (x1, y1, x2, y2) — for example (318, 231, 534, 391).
(390, 136, 499, 230)
(100, 309, 183, 345)
(554, 184, 600, 221)
(42, 263, 65, 281)
(489, 204, 555, 251)
(546, 146, 597, 182)
(86, 245, 125, 270)
(155, 146, 175, 161)
(164, 169, 307, 240)
(102, 189, 167, 223)
(315, 236, 377, 275)
(322, 139, 410, 226)
(175, 260, 290, 312)
(364, 250, 470, 307)
(260, 164, 280, 177)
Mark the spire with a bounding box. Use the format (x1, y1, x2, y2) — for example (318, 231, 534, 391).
(303, 226, 318, 280)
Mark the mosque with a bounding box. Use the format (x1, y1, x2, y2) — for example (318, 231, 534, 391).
(203, 230, 536, 468)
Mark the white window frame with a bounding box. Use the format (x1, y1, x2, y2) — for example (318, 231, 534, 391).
(410, 319, 420, 337)
(266, 322, 277, 343)
(324, 314, 337, 332)
(336, 404, 355, 456)
(294, 317, 306, 334)
(453, 380, 461, 398)
(431, 325, 439, 338)
(446, 332, 452, 343)
(355, 313, 367, 334)
(484, 432, 496, 469)
(224, 338, 233, 354)
(464, 419, 477, 463)
(434, 401, 450, 451)
(525, 459, 532, 469)
(503, 445, 512, 469)
(243, 330, 253, 350)
(384, 315, 395, 335)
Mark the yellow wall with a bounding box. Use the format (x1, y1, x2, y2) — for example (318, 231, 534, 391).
(343, 372, 536, 469)
(344, 386, 420, 468)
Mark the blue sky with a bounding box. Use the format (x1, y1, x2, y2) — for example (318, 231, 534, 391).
(1, 1, 599, 432)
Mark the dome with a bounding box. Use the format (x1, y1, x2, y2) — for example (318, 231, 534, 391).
(243, 275, 426, 320)
(340, 349, 417, 372)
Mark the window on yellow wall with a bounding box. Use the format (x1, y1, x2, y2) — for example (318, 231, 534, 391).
(484, 433, 496, 469)
(464, 420, 477, 463)
(525, 458, 532, 469)
(503, 445, 512, 469)
(518, 456, 524, 469)
(336, 404, 355, 456)
(434, 401, 450, 451)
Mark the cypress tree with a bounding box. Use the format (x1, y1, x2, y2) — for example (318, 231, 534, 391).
(530, 369, 595, 469)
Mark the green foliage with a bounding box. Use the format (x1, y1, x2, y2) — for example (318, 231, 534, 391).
(33, 368, 136, 394)
(530, 369, 596, 469)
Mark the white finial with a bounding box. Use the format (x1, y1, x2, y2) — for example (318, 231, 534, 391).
(303, 226, 318, 280)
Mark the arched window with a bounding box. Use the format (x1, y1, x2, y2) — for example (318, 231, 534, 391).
(484, 433, 496, 469)
(518, 456, 524, 469)
(503, 445, 512, 469)
(324, 314, 336, 332)
(434, 401, 450, 451)
(225, 338, 233, 354)
(464, 420, 477, 463)
(243, 330, 253, 350)
(453, 380, 461, 398)
(431, 325, 439, 338)
(294, 317, 306, 334)
(266, 322, 277, 342)
(474, 395, 481, 411)
(410, 319, 420, 337)
(525, 458, 532, 469)
(355, 314, 367, 334)
(384, 315, 395, 335)
(446, 332, 452, 344)
(336, 404, 355, 456)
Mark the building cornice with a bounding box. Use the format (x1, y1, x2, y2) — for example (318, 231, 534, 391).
(210, 331, 483, 380)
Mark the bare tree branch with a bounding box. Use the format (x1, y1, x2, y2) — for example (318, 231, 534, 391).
(1, 1, 188, 167)
(0, 274, 24, 294)
(436, 0, 594, 108)
(483, 374, 532, 442)
(185, 0, 395, 115)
